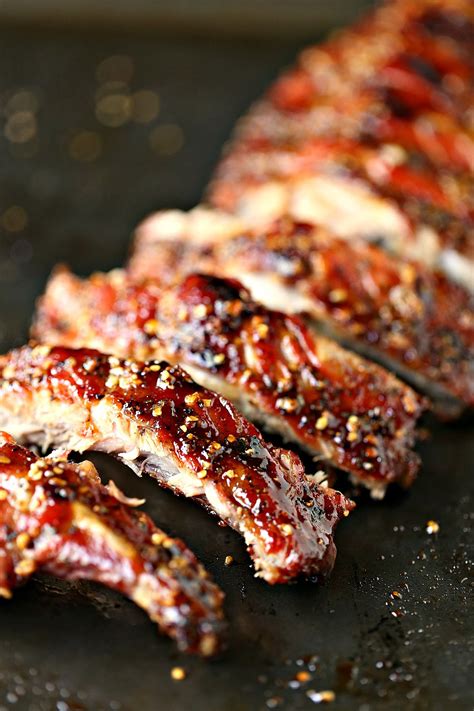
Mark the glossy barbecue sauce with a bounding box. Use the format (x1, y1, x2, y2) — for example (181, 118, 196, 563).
(155, 273, 422, 488)
(34, 270, 424, 491)
(0, 347, 353, 583)
(219, 222, 474, 408)
(37, 269, 423, 489)
(210, 0, 474, 251)
(0, 435, 226, 656)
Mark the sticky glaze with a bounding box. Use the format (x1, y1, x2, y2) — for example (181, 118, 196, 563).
(0, 433, 226, 656)
(131, 208, 473, 413)
(33, 269, 424, 491)
(207, 0, 474, 268)
(0, 347, 353, 583)
(208, 221, 474, 409)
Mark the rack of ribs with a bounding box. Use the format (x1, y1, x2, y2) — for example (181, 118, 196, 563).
(130, 208, 473, 419)
(207, 0, 474, 290)
(0, 346, 353, 584)
(0, 432, 225, 656)
(32, 266, 424, 498)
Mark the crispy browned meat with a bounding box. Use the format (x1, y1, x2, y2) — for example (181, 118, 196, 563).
(207, 0, 474, 289)
(0, 346, 353, 584)
(32, 266, 424, 497)
(0, 432, 225, 656)
(129, 208, 473, 418)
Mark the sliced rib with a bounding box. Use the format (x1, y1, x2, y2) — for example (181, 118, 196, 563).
(0, 346, 353, 584)
(0, 432, 225, 656)
(209, 136, 474, 288)
(207, 0, 474, 289)
(130, 207, 473, 418)
(32, 267, 424, 497)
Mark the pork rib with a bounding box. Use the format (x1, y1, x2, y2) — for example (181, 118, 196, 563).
(0, 346, 353, 584)
(129, 208, 473, 418)
(207, 0, 474, 289)
(0, 432, 225, 656)
(208, 142, 474, 290)
(32, 267, 424, 497)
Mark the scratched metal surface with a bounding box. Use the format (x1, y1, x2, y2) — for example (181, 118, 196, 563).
(0, 23, 472, 711)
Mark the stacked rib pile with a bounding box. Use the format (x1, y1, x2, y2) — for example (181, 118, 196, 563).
(0, 0, 471, 655)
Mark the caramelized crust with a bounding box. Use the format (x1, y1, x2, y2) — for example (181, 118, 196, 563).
(207, 0, 474, 288)
(32, 267, 423, 496)
(0, 347, 353, 584)
(0, 433, 226, 656)
(129, 209, 473, 417)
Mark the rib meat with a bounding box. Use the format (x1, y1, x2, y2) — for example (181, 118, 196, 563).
(0, 346, 353, 584)
(129, 208, 473, 418)
(207, 0, 474, 289)
(209, 141, 474, 290)
(0, 432, 225, 656)
(32, 266, 424, 497)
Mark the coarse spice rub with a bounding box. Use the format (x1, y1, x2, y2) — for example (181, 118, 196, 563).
(0, 432, 226, 656)
(130, 208, 472, 418)
(33, 267, 424, 496)
(0, 346, 353, 584)
(207, 0, 474, 289)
